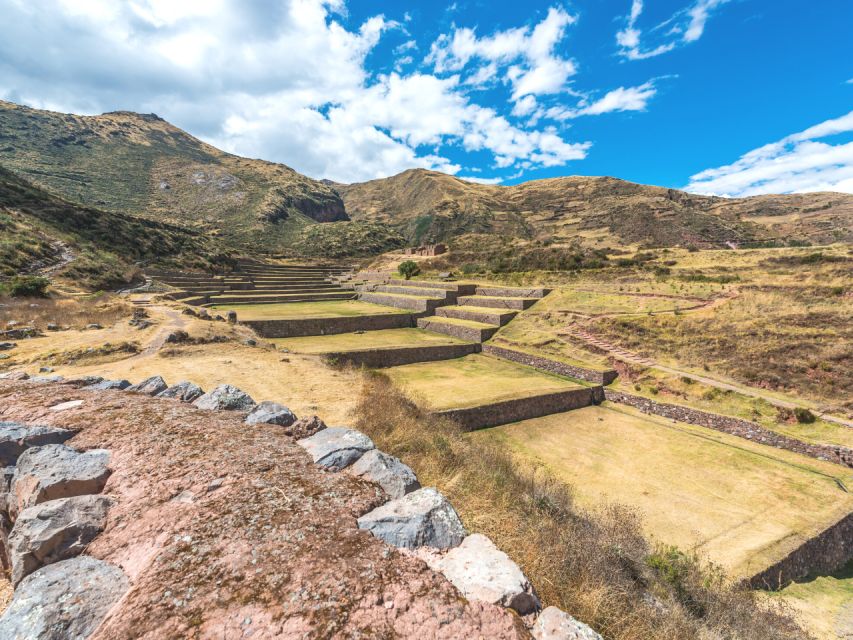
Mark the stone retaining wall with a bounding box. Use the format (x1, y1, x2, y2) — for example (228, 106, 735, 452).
(324, 343, 481, 368)
(749, 511, 853, 590)
(243, 313, 414, 338)
(483, 345, 618, 385)
(604, 390, 853, 469)
(437, 387, 603, 431)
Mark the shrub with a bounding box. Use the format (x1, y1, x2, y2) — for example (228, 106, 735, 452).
(794, 407, 816, 424)
(397, 260, 420, 280)
(461, 263, 481, 275)
(4, 275, 50, 297)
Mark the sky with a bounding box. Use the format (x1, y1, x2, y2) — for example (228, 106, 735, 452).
(0, 0, 851, 195)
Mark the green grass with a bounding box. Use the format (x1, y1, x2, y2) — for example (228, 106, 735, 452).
(385, 353, 582, 410)
(476, 403, 853, 578)
(272, 328, 469, 354)
(209, 300, 407, 320)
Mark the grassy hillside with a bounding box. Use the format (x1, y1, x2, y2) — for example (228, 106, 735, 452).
(0, 165, 226, 289)
(0, 100, 347, 253)
(339, 169, 853, 249)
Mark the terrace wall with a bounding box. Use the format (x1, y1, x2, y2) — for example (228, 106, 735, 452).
(483, 344, 618, 385)
(243, 313, 414, 338)
(437, 387, 604, 431)
(749, 511, 853, 590)
(323, 343, 481, 368)
(603, 390, 853, 469)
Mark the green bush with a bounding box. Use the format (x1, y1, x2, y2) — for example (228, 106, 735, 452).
(3, 275, 50, 297)
(398, 260, 420, 280)
(794, 407, 816, 424)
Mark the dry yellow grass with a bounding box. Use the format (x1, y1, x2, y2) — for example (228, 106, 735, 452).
(209, 299, 405, 320)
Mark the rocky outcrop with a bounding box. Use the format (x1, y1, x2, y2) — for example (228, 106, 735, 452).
(192, 384, 256, 411)
(357, 487, 466, 550)
(435, 534, 540, 615)
(245, 401, 297, 427)
(0, 422, 75, 466)
(8, 495, 111, 585)
(9, 445, 110, 517)
(531, 606, 604, 640)
(348, 449, 420, 500)
(84, 379, 131, 391)
(156, 380, 204, 402)
(125, 375, 168, 396)
(0, 556, 129, 639)
(298, 427, 375, 470)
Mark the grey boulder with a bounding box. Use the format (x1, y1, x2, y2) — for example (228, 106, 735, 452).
(10, 445, 111, 518)
(0, 342, 16, 351)
(84, 379, 130, 391)
(297, 427, 374, 470)
(193, 384, 256, 411)
(348, 449, 420, 500)
(0, 422, 75, 466)
(157, 380, 204, 403)
(531, 606, 604, 640)
(245, 401, 297, 427)
(9, 495, 112, 586)
(357, 487, 465, 549)
(126, 375, 168, 396)
(436, 533, 539, 614)
(0, 556, 129, 640)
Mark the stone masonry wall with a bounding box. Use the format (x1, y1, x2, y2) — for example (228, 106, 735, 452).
(437, 387, 604, 431)
(243, 313, 413, 338)
(749, 511, 853, 589)
(483, 345, 618, 385)
(324, 343, 481, 368)
(604, 390, 853, 469)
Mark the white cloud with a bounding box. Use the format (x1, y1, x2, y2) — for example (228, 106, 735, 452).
(546, 81, 657, 119)
(427, 7, 577, 104)
(616, 0, 729, 60)
(458, 175, 503, 185)
(685, 111, 853, 196)
(0, 0, 591, 182)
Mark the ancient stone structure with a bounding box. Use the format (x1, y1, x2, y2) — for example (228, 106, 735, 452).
(325, 343, 481, 368)
(404, 243, 447, 257)
(483, 344, 618, 385)
(244, 312, 414, 338)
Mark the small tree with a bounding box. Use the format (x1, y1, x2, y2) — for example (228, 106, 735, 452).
(398, 260, 420, 280)
(4, 275, 50, 298)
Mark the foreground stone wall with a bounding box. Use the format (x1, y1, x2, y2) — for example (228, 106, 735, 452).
(483, 345, 618, 385)
(603, 390, 853, 469)
(749, 511, 853, 590)
(244, 313, 414, 338)
(438, 387, 604, 432)
(325, 344, 481, 368)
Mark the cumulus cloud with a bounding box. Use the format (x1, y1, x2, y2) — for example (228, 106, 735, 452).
(685, 111, 853, 196)
(616, 0, 730, 60)
(0, 0, 591, 182)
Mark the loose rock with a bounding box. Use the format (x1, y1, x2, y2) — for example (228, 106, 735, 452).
(245, 401, 297, 427)
(0, 422, 75, 466)
(10, 445, 111, 517)
(157, 380, 204, 403)
(357, 487, 466, 549)
(283, 415, 327, 439)
(0, 371, 29, 380)
(0, 342, 16, 351)
(49, 400, 84, 412)
(126, 375, 168, 396)
(436, 534, 539, 615)
(0, 556, 129, 639)
(348, 449, 420, 500)
(531, 607, 603, 640)
(9, 495, 112, 585)
(297, 427, 374, 470)
(85, 323, 103, 330)
(193, 384, 256, 411)
(84, 379, 131, 391)
(226, 311, 237, 324)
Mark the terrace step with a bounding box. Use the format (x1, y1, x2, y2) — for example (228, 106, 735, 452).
(358, 292, 446, 313)
(387, 280, 478, 295)
(324, 343, 481, 368)
(206, 292, 356, 304)
(457, 295, 538, 310)
(373, 285, 458, 300)
(417, 316, 499, 343)
(475, 286, 551, 299)
(435, 305, 518, 326)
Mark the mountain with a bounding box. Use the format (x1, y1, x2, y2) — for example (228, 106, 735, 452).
(0, 100, 347, 253)
(0, 165, 225, 289)
(338, 169, 853, 249)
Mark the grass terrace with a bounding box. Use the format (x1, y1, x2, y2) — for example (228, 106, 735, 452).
(477, 403, 853, 577)
(208, 300, 406, 320)
(272, 328, 469, 354)
(385, 353, 585, 411)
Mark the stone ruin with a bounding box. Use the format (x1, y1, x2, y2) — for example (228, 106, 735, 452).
(403, 243, 447, 257)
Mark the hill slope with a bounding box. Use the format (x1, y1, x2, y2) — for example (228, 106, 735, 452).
(0, 100, 347, 253)
(0, 166, 224, 289)
(338, 169, 853, 249)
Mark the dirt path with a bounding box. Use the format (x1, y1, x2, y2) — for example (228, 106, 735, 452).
(567, 288, 740, 320)
(34, 240, 75, 277)
(561, 326, 853, 428)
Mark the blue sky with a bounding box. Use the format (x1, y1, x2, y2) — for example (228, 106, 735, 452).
(0, 0, 851, 194)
